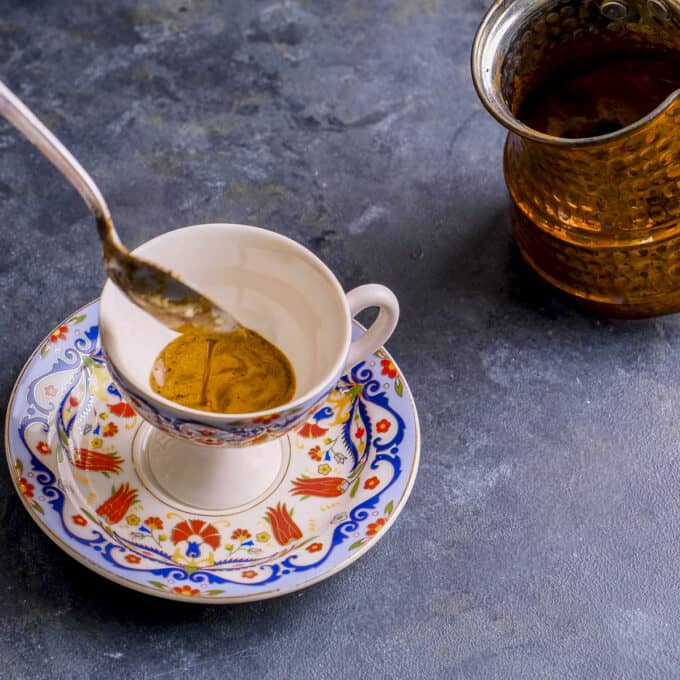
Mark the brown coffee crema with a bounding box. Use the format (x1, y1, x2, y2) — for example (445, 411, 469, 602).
(150, 325, 296, 414)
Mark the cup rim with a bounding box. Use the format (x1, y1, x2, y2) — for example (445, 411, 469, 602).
(99, 223, 352, 422)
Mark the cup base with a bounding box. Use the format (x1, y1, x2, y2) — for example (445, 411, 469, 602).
(132, 423, 290, 514)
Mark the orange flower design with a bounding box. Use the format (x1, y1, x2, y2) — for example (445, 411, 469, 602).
(366, 518, 386, 537)
(375, 419, 390, 433)
(18, 477, 34, 499)
(36, 441, 51, 455)
(144, 516, 164, 531)
(50, 325, 69, 343)
(307, 445, 323, 461)
(125, 554, 141, 564)
(306, 542, 323, 553)
(231, 528, 252, 541)
(265, 503, 303, 546)
(72, 514, 87, 526)
(241, 570, 259, 579)
(254, 414, 279, 425)
(364, 476, 380, 490)
(102, 422, 119, 437)
(380, 358, 397, 379)
(173, 585, 200, 597)
(197, 437, 223, 446)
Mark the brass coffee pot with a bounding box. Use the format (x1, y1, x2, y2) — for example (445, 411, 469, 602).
(472, 0, 680, 317)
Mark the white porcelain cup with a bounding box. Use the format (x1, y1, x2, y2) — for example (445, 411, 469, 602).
(98, 223, 399, 511)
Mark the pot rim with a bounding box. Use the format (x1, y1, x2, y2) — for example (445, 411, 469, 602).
(470, 0, 680, 147)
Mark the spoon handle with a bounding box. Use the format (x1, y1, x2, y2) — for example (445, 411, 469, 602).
(0, 80, 114, 227)
(0, 79, 239, 332)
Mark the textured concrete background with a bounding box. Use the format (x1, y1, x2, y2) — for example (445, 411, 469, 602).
(2, 1, 680, 678)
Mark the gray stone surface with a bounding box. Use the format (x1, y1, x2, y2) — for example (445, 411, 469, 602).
(1, 1, 680, 678)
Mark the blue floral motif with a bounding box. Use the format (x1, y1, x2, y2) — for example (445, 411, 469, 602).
(336, 362, 406, 472)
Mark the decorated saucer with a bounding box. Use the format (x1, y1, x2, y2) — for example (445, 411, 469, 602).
(4, 301, 420, 603)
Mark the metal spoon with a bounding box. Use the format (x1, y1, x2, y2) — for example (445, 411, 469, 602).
(0, 80, 240, 333)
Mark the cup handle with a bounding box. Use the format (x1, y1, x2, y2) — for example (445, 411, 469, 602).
(345, 284, 400, 371)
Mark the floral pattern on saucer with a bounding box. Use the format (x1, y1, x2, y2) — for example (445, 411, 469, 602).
(6, 301, 419, 603)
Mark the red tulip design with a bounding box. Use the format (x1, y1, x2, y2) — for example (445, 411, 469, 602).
(265, 503, 303, 546)
(96, 483, 138, 524)
(109, 402, 136, 418)
(290, 476, 349, 498)
(73, 449, 124, 474)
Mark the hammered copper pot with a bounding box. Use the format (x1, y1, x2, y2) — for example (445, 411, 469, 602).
(472, 0, 680, 317)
